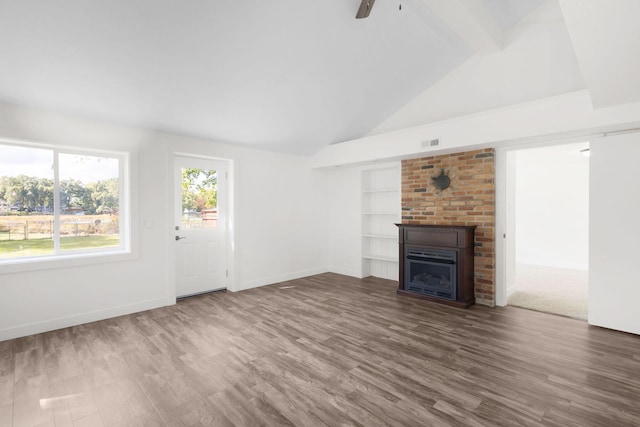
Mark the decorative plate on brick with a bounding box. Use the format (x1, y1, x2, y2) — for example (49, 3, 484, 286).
(432, 169, 450, 191)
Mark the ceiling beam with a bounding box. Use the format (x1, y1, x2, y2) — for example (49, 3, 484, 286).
(421, 0, 502, 55)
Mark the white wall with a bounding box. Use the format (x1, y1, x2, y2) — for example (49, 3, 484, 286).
(327, 167, 363, 278)
(515, 142, 589, 269)
(312, 90, 640, 169)
(0, 104, 170, 341)
(589, 133, 640, 335)
(0, 103, 329, 341)
(163, 134, 329, 291)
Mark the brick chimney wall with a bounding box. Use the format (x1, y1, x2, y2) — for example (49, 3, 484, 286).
(401, 148, 495, 306)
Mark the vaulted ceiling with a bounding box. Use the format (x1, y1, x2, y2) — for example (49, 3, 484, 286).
(0, 1, 636, 155)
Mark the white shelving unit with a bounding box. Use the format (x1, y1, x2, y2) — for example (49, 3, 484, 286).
(361, 165, 401, 281)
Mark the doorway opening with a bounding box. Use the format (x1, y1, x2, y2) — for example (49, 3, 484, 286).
(505, 142, 589, 319)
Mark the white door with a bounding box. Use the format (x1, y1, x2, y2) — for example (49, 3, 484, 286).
(174, 156, 228, 297)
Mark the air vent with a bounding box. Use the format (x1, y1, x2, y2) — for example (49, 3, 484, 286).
(422, 139, 440, 148)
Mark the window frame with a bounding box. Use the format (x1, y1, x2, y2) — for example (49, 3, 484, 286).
(0, 138, 133, 273)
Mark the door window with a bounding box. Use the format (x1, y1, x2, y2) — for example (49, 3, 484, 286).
(180, 167, 218, 230)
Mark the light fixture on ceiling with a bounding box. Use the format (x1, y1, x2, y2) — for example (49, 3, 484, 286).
(355, 0, 402, 19)
(580, 148, 591, 158)
(356, 0, 375, 19)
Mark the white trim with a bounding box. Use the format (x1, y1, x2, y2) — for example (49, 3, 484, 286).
(312, 90, 640, 169)
(0, 136, 131, 157)
(494, 148, 507, 307)
(0, 297, 167, 342)
(515, 259, 589, 271)
(0, 250, 136, 274)
(494, 136, 600, 307)
(327, 266, 366, 279)
(0, 139, 133, 272)
(53, 148, 61, 252)
(166, 151, 177, 305)
(362, 255, 399, 262)
(170, 153, 235, 295)
(174, 152, 231, 162)
(225, 159, 236, 292)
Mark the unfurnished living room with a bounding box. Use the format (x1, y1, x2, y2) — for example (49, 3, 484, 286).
(1, 1, 640, 426)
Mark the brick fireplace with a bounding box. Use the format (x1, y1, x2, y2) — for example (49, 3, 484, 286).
(401, 148, 495, 306)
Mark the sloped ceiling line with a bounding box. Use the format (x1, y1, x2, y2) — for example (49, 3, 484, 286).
(421, 0, 503, 55)
(558, 0, 640, 109)
(0, 0, 556, 155)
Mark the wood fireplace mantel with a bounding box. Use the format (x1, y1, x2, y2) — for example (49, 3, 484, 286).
(396, 224, 476, 308)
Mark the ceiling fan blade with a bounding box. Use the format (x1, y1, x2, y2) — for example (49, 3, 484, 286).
(355, 0, 376, 19)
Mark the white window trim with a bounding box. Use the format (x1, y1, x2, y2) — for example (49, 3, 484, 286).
(0, 138, 135, 273)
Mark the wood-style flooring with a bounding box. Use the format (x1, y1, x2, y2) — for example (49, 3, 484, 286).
(1, 273, 640, 426)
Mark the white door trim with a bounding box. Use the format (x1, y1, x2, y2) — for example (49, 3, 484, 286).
(495, 147, 507, 307)
(494, 137, 595, 307)
(170, 153, 235, 299)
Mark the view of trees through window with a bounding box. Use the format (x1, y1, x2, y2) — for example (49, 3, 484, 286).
(181, 167, 218, 229)
(0, 143, 122, 260)
(0, 175, 118, 215)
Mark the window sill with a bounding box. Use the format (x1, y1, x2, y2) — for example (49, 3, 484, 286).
(0, 249, 136, 274)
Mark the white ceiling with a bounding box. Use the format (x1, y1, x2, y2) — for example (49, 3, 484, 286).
(369, 0, 585, 136)
(481, 0, 546, 29)
(559, 0, 640, 109)
(0, 0, 555, 154)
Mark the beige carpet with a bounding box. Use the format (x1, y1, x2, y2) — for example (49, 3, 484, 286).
(508, 264, 588, 320)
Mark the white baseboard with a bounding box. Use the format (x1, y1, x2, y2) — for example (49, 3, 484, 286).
(234, 266, 329, 292)
(506, 285, 518, 299)
(327, 266, 366, 279)
(0, 298, 168, 342)
(515, 258, 588, 271)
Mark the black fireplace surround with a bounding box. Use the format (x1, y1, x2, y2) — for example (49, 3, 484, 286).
(397, 224, 476, 308)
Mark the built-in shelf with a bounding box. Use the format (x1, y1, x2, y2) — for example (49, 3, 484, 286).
(361, 165, 401, 281)
(363, 255, 399, 262)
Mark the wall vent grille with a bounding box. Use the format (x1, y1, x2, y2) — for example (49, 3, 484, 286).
(422, 139, 440, 148)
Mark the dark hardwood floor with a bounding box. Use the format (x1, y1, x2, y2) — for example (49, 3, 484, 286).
(1, 273, 640, 426)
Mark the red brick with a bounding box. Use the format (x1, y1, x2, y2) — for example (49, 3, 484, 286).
(401, 148, 495, 306)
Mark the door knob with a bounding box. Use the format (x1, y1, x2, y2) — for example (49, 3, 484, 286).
(175, 236, 187, 241)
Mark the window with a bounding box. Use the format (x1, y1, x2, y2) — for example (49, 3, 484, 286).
(180, 167, 218, 230)
(0, 141, 129, 263)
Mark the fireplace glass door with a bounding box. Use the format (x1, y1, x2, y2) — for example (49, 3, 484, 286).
(405, 248, 457, 300)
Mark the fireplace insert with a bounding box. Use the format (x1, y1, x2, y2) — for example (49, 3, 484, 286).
(405, 248, 456, 300)
(397, 224, 475, 307)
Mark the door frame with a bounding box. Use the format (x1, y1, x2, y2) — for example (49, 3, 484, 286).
(495, 137, 591, 307)
(167, 153, 235, 303)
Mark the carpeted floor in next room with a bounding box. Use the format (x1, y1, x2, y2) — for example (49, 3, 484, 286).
(508, 263, 588, 320)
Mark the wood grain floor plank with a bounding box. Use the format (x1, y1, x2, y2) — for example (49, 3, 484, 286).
(12, 397, 52, 427)
(0, 374, 13, 408)
(2, 273, 640, 426)
(0, 404, 12, 427)
(72, 412, 104, 427)
(249, 376, 330, 427)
